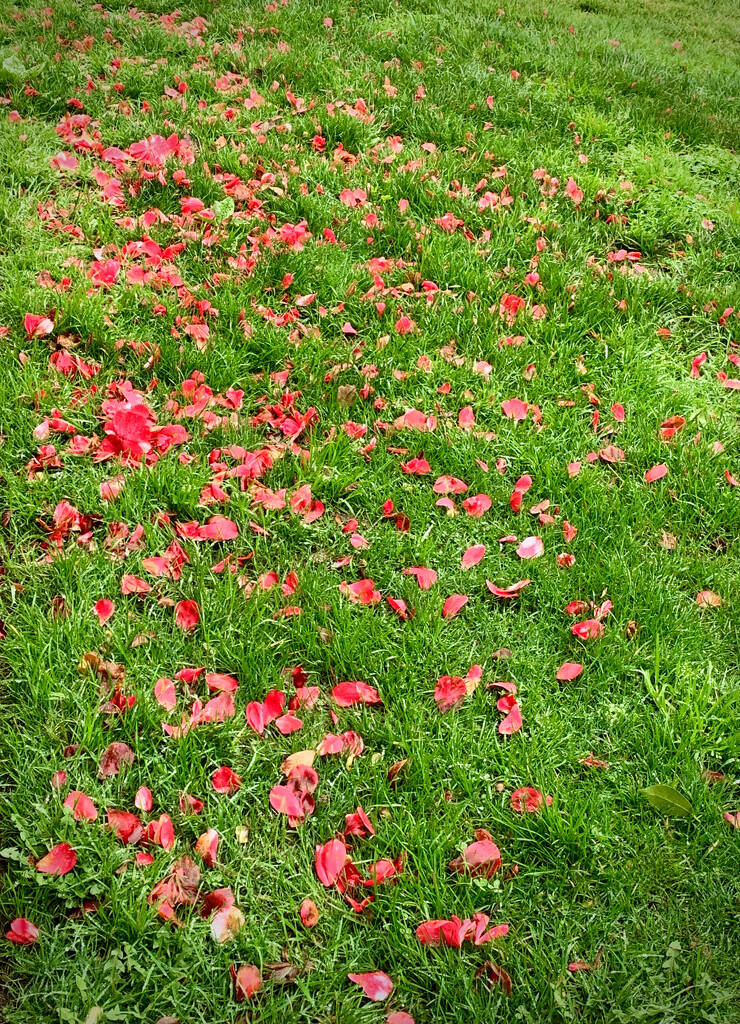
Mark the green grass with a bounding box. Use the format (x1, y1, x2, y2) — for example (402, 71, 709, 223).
(0, 0, 739, 1021)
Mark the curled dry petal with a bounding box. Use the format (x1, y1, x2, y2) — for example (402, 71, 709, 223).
(300, 897, 319, 927)
(99, 741, 135, 778)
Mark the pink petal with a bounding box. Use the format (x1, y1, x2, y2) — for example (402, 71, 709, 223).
(36, 842, 76, 876)
(348, 971, 394, 1001)
(498, 701, 523, 734)
(442, 594, 468, 619)
(461, 544, 485, 569)
(556, 662, 583, 681)
(517, 536, 544, 559)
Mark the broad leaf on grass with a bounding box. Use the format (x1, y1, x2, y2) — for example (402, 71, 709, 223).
(2, 55, 27, 77)
(640, 785, 693, 817)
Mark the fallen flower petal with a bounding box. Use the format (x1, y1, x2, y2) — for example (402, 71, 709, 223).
(348, 971, 394, 1001)
(449, 832, 501, 878)
(461, 544, 485, 569)
(212, 766, 242, 794)
(231, 963, 262, 1001)
(556, 662, 583, 681)
(403, 566, 437, 589)
(99, 741, 135, 778)
(195, 829, 219, 867)
(211, 905, 245, 943)
(645, 463, 668, 483)
(93, 599, 115, 625)
(63, 790, 98, 821)
(332, 681, 382, 706)
(486, 579, 530, 599)
(300, 897, 320, 927)
(269, 785, 305, 818)
(6, 918, 39, 945)
(36, 842, 76, 875)
(462, 493, 491, 517)
(175, 600, 200, 631)
(315, 839, 347, 886)
(517, 536, 544, 559)
(498, 698, 523, 734)
(134, 786, 153, 812)
(434, 675, 468, 712)
(510, 787, 552, 813)
(571, 618, 604, 640)
(442, 594, 468, 618)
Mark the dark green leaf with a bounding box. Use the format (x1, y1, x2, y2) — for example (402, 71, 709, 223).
(640, 785, 693, 817)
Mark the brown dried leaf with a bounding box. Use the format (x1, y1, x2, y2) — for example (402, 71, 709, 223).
(98, 741, 135, 778)
(264, 962, 300, 985)
(280, 749, 316, 775)
(337, 384, 357, 408)
(491, 648, 512, 660)
(387, 758, 410, 788)
(475, 961, 513, 996)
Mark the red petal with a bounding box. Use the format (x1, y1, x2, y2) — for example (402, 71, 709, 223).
(442, 594, 468, 618)
(461, 544, 485, 569)
(36, 842, 76, 875)
(348, 971, 394, 1001)
(556, 662, 583, 681)
(516, 536, 544, 559)
(93, 599, 115, 625)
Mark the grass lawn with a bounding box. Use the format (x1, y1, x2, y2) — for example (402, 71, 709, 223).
(1, 0, 739, 1021)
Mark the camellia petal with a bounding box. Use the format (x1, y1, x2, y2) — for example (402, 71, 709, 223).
(486, 579, 530, 599)
(556, 662, 583, 681)
(300, 897, 320, 927)
(93, 599, 115, 625)
(36, 842, 76, 875)
(461, 544, 485, 569)
(6, 918, 39, 945)
(174, 600, 200, 631)
(332, 681, 382, 706)
(403, 566, 437, 589)
(348, 971, 394, 1001)
(442, 594, 468, 618)
(315, 839, 347, 886)
(231, 963, 262, 1001)
(517, 536, 544, 559)
(63, 790, 98, 821)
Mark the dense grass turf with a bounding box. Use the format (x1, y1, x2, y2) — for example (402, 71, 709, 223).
(0, 0, 739, 1021)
